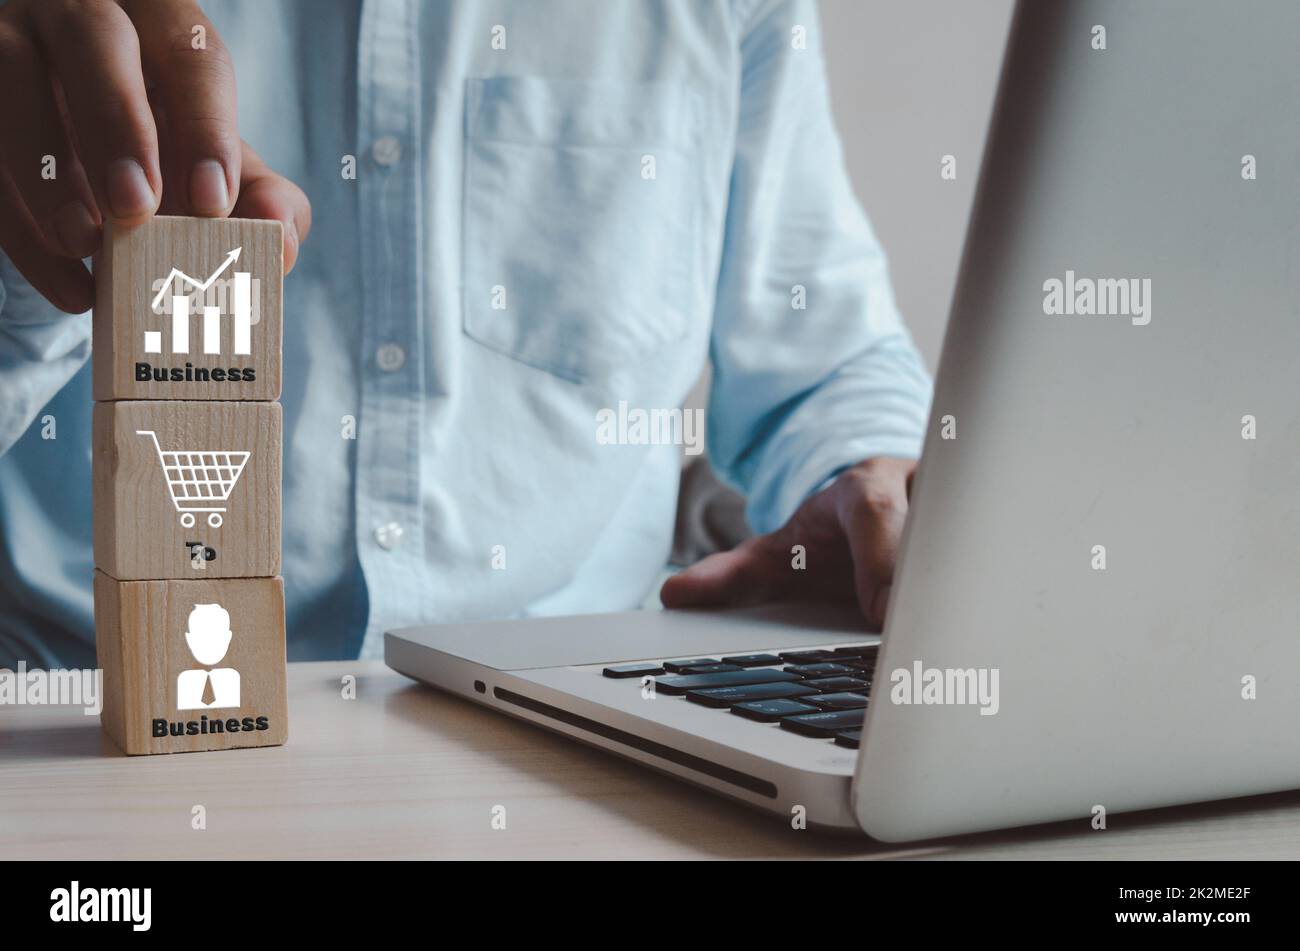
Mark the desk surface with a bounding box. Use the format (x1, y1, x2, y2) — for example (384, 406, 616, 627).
(4, 661, 1299, 859)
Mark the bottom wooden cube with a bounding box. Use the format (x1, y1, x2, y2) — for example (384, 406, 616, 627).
(94, 571, 287, 755)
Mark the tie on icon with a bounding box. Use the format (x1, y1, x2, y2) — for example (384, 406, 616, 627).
(200, 672, 217, 707)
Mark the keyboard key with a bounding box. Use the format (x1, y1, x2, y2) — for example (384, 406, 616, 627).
(834, 729, 863, 749)
(686, 681, 817, 709)
(720, 653, 783, 668)
(652, 668, 801, 696)
(785, 662, 858, 678)
(780, 709, 867, 737)
(603, 662, 665, 679)
(804, 676, 870, 692)
(662, 663, 741, 675)
(662, 658, 724, 673)
(778, 650, 838, 665)
(731, 699, 820, 722)
(804, 692, 869, 711)
(832, 645, 877, 658)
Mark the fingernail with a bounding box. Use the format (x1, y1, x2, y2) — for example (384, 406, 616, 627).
(106, 158, 156, 220)
(189, 159, 230, 215)
(51, 201, 99, 258)
(282, 218, 299, 272)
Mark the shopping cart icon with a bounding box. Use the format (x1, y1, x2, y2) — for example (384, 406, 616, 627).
(136, 430, 250, 528)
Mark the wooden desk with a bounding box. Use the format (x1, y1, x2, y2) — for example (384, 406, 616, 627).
(3, 661, 1298, 859)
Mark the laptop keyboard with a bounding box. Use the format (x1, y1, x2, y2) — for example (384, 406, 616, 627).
(603, 645, 876, 749)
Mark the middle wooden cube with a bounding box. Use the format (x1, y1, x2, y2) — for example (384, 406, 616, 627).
(93, 400, 281, 580)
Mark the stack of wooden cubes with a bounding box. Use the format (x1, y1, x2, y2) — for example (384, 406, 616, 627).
(92, 216, 288, 755)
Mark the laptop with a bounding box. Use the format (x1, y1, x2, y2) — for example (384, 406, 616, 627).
(386, 0, 1300, 841)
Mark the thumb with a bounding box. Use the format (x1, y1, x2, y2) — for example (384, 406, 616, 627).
(660, 537, 776, 609)
(230, 141, 312, 274)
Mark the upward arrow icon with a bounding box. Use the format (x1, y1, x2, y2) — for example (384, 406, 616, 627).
(150, 247, 243, 311)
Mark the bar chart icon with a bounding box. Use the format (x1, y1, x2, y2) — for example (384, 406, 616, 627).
(145, 248, 252, 356)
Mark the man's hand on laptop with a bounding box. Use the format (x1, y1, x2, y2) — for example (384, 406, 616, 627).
(660, 457, 916, 630)
(0, 0, 311, 313)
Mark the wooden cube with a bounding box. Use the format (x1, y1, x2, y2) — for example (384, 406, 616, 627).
(95, 571, 287, 755)
(92, 216, 282, 401)
(93, 400, 281, 580)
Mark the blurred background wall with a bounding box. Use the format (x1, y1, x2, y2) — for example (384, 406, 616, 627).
(820, 0, 1015, 369)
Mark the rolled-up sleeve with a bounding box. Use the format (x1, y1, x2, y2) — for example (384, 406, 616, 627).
(709, 0, 932, 534)
(0, 257, 92, 457)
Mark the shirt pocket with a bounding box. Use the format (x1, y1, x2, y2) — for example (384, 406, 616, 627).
(462, 77, 701, 384)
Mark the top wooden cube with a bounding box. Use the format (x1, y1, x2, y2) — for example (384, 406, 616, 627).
(93, 216, 282, 401)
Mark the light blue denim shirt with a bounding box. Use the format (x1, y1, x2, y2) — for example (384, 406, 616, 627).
(0, 0, 931, 668)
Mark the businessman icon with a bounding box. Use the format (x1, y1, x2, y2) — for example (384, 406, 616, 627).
(176, 603, 241, 710)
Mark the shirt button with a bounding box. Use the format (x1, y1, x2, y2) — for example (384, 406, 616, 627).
(371, 135, 402, 167)
(376, 343, 406, 372)
(374, 522, 405, 551)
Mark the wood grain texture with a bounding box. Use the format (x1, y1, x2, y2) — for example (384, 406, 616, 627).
(4, 661, 1299, 859)
(94, 572, 287, 755)
(93, 400, 281, 580)
(92, 216, 282, 401)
